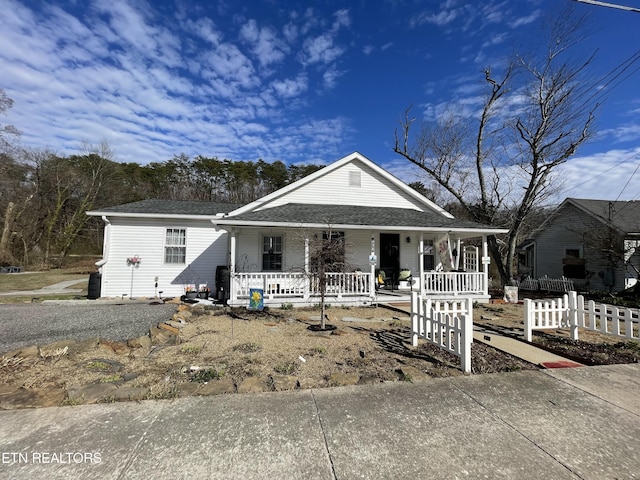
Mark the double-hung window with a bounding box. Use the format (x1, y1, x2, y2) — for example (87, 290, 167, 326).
(165, 228, 186, 264)
(262, 235, 282, 271)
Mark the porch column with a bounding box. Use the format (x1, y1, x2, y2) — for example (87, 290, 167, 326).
(230, 228, 237, 303)
(304, 234, 310, 300)
(482, 235, 489, 296)
(419, 233, 424, 296)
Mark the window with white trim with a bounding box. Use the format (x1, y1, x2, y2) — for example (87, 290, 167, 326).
(165, 228, 186, 264)
(262, 235, 283, 271)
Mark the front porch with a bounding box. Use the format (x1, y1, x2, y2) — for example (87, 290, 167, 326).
(228, 270, 490, 307)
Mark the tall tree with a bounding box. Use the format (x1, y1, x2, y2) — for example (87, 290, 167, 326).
(394, 8, 597, 285)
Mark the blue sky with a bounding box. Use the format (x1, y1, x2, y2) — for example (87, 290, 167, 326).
(1, 0, 639, 203)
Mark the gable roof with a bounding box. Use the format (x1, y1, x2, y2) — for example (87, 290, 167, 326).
(215, 203, 506, 235)
(87, 199, 244, 219)
(527, 198, 640, 240)
(568, 198, 640, 234)
(228, 151, 454, 219)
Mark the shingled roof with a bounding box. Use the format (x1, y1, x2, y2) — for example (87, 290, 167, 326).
(569, 199, 640, 234)
(217, 203, 499, 231)
(89, 199, 244, 216)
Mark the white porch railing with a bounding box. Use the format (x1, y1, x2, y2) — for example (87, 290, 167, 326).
(422, 272, 485, 295)
(232, 271, 371, 299)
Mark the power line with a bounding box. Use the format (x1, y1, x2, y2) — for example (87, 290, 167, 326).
(571, 0, 640, 13)
(560, 149, 640, 196)
(615, 157, 640, 200)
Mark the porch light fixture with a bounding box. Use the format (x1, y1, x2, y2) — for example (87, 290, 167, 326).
(406, 236, 411, 244)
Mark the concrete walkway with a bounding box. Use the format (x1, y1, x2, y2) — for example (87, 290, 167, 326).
(1, 364, 638, 479)
(382, 301, 581, 368)
(0, 279, 88, 297)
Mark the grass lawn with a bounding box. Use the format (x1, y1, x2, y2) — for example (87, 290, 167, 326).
(0, 270, 88, 293)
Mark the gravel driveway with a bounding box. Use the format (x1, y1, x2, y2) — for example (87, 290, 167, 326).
(0, 303, 176, 354)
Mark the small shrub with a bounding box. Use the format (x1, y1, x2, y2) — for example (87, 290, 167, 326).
(180, 344, 202, 354)
(191, 368, 225, 383)
(308, 346, 327, 356)
(281, 303, 294, 310)
(100, 374, 122, 383)
(85, 361, 112, 371)
(274, 361, 298, 375)
(232, 342, 262, 353)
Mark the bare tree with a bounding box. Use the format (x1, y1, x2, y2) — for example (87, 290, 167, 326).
(394, 8, 597, 285)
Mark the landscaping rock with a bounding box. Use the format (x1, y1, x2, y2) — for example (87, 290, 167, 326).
(98, 340, 130, 355)
(357, 374, 380, 385)
(237, 376, 269, 394)
(329, 372, 360, 387)
(111, 386, 148, 401)
(175, 382, 201, 397)
(158, 322, 180, 335)
(396, 365, 429, 382)
(197, 378, 236, 395)
(270, 374, 298, 391)
(67, 384, 118, 404)
(2, 345, 39, 359)
(127, 335, 151, 349)
(0, 387, 66, 409)
(165, 320, 185, 329)
(173, 310, 192, 321)
(149, 325, 176, 345)
(297, 378, 321, 389)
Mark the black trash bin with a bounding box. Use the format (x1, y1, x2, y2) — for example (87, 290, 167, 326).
(87, 272, 102, 299)
(215, 265, 230, 303)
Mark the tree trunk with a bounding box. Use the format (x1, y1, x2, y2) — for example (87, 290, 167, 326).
(0, 202, 16, 263)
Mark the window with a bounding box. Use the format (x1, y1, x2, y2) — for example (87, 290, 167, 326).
(423, 240, 435, 271)
(262, 235, 283, 271)
(165, 228, 186, 264)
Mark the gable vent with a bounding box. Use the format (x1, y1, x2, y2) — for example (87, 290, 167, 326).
(349, 171, 361, 188)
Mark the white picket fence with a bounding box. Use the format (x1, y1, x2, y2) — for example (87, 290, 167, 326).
(516, 276, 574, 293)
(524, 291, 640, 342)
(410, 292, 473, 373)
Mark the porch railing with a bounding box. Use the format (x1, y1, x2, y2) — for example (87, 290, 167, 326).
(421, 271, 485, 295)
(232, 271, 372, 299)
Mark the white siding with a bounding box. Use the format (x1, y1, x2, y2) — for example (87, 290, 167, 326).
(258, 159, 430, 212)
(100, 218, 227, 298)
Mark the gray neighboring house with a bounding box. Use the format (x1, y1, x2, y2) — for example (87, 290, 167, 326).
(518, 198, 640, 292)
(88, 152, 507, 305)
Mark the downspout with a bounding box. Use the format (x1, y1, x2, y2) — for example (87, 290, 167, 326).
(96, 216, 111, 299)
(95, 215, 111, 270)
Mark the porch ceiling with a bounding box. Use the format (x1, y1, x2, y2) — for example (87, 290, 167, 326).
(215, 203, 507, 236)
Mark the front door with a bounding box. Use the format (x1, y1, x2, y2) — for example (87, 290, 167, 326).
(380, 233, 400, 284)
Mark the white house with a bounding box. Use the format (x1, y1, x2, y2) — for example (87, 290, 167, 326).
(87, 152, 507, 305)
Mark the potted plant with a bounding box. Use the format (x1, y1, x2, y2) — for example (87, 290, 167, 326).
(198, 285, 210, 299)
(184, 285, 198, 299)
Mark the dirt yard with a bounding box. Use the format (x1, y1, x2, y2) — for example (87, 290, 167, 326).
(1, 300, 638, 408)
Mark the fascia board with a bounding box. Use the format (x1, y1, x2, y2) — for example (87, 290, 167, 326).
(86, 211, 226, 220)
(214, 219, 507, 235)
